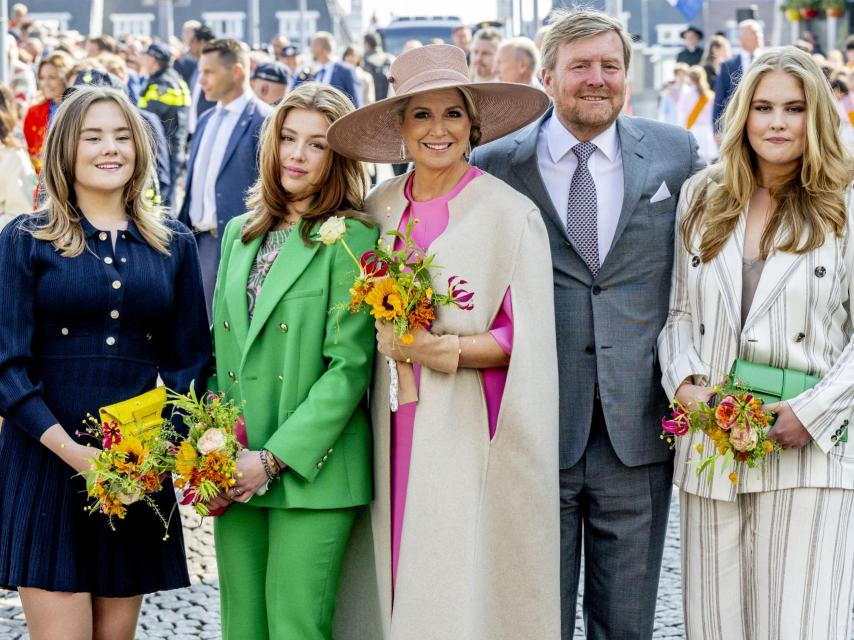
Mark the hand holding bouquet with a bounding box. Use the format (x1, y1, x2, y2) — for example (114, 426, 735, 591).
(661, 381, 781, 486)
(78, 412, 177, 535)
(169, 386, 245, 516)
(318, 215, 474, 410)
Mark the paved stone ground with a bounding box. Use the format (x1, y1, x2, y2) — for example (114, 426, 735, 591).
(0, 492, 847, 639)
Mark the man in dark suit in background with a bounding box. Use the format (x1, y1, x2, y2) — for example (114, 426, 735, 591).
(713, 19, 764, 134)
(178, 39, 271, 317)
(186, 25, 218, 138)
(471, 9, 703, 639)
(293, 31, 361, 107)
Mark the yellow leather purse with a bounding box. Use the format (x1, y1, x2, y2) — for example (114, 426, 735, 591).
(99, 387, 167, 446)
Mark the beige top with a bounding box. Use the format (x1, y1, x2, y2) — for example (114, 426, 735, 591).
(741, 256, 766, 326)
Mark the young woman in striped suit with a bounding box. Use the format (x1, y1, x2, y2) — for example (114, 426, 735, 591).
(659, 47, 854, 639)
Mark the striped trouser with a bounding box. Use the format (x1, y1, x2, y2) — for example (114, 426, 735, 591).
(681, 488, 854, 640)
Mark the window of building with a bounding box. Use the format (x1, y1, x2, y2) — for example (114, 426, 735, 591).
(275, 11, 320, 43)
(202, 11, 246, 40)
(656, 24, 686, 46)
(29, 12, 71, 32)
(109, 13, 155, 37)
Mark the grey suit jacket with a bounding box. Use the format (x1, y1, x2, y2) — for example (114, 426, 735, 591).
(471, 109, 704, 468)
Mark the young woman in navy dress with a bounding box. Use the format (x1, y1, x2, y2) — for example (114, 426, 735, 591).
(0, 86, 210, 639)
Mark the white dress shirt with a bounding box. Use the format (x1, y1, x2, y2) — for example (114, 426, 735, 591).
(315, 60, 335, 83)
(536, 114, 624, 263)
(189, 91, 253, 232)
(188, 72, 202, 134)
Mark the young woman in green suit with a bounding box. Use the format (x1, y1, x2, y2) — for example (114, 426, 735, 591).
(207, 83, 377, 640)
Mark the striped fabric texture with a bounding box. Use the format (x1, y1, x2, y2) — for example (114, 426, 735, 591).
(658, 172, 854, 501)
(681, 488, 854, 640)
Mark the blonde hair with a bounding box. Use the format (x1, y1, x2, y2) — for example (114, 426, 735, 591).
(541, 9, 632, 72)
(242, 83, 368, 245)
(688, 65, 713, 98)
(682, 47, 853, 262)
(31, 86, 171, 257)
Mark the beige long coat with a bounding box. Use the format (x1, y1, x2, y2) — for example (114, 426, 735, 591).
(334, 171, 561, 639)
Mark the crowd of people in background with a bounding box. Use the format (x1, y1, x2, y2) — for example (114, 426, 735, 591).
(0, 3, 853, 640)
(0, 2, 847, 225)
(660, 19, 854, 159)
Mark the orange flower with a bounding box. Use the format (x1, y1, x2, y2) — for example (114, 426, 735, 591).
(763, 440, 774, 453)
(406, 293, 436, 332)
(175, 440, 199, 477)
(349, 282, 372, 313)
(365, 278, 404, 321)
(112, 436, 148, 477)
(728, 472, 739, 485)
(401, 333, 414, 345)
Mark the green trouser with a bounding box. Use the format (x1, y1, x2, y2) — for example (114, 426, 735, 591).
(214, 502, 357, 640)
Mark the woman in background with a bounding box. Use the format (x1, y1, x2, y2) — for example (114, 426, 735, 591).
(23, 50, 71, 173)
(0, 83, 35, 230)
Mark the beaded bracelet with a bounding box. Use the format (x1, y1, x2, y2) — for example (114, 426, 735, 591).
(260, 449, 278, 481)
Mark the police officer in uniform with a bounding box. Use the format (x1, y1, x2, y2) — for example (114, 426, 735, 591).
(138, 42, 190, 207)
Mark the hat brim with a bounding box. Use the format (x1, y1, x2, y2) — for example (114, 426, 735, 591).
(327, 82, 551, 163)
(680, 27, 703, 39)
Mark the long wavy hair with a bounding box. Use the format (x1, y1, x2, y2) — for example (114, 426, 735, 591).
(682, 47, 852, 262)
(242, 82, 368, 245)
(30, 86, 171, 257)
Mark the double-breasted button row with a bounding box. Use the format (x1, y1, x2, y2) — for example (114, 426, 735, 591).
(316, 448, 334, 469)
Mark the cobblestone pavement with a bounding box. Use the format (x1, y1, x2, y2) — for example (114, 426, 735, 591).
(0, 492, 848, 639)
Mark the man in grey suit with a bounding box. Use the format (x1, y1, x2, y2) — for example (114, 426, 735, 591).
(470, 9, 703, 639)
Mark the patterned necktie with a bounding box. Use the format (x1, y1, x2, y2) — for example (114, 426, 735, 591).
(567, 142, 600, 277)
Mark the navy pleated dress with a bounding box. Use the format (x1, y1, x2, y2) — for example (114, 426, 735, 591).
(0, 213, 211, 597)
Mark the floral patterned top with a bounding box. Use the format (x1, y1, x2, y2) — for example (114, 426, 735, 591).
(246, 227, 294, 319)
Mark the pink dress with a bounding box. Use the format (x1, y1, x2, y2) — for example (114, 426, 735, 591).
(391, 166, 514, 588)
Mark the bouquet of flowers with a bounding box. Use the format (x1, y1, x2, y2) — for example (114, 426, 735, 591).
(661, 380, 781, 486)
(78, 413, 177, 535)
(318, 215, 475, 410)
(169, 386, 245, 517)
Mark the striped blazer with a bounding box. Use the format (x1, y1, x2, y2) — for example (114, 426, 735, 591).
(658, 169, 854, 501)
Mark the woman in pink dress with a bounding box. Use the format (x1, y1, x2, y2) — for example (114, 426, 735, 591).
(328, 45, 560, 639)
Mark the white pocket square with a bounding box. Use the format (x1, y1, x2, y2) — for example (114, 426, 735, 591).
(650, 181, 672, 203)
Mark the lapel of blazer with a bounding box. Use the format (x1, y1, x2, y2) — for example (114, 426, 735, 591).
(217, 99, 255, 181)
(741, 228, 806, 333)
(509, 109, 565, 238)
(600, 116, 649, 271)
(242, 230, 320, 362)
(375, 172, 411, 234)
(710, 210, 746, 338)
(223, 233, 262, 347)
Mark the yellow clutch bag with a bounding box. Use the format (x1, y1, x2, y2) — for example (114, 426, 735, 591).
(99, 387, 167, 446)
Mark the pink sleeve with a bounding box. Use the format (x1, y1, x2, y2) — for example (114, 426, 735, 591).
(488, 288, 513, 356)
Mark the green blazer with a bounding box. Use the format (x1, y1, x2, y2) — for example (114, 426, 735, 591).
(210, 213, 378, 510)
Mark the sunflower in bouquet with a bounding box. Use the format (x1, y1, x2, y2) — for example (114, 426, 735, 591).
(660, 381, 781, 485)
(318, 215, 475, 409)
(168, 386, 245, 517)
(78, 413, 177, 534)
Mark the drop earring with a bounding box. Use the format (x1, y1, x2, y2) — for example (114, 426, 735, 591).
(399, 140, 407, 161)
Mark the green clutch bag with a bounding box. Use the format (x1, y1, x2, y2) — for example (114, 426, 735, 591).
(727, 359, 845, 443)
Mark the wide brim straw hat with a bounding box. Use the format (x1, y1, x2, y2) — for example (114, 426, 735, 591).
(327, 44, 551, 163)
